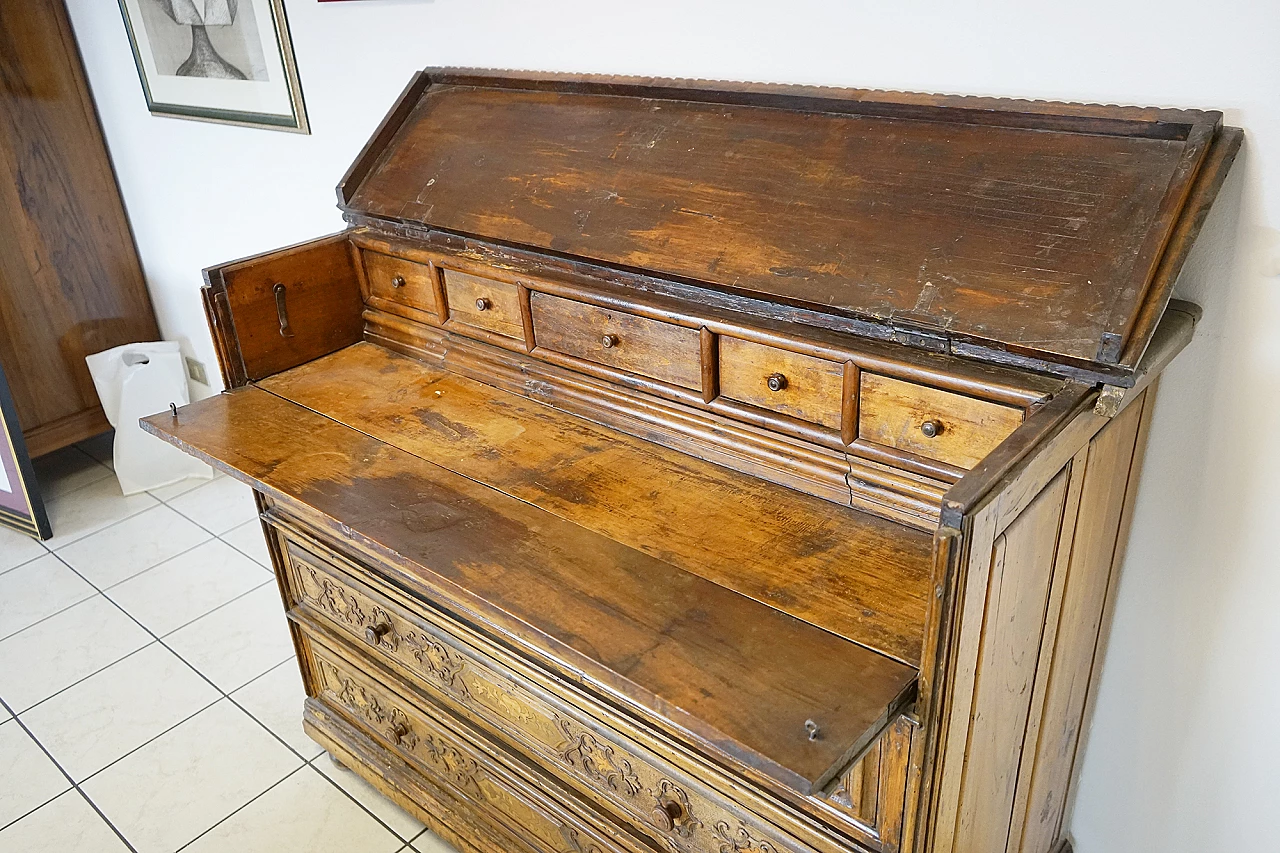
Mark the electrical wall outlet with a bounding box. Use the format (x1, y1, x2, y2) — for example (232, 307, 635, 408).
(185, 356, 209, 386)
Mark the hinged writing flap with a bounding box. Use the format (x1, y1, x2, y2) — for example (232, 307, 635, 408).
(340, 69, 1241, 383)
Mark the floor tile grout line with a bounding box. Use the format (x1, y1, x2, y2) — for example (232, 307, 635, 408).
(41, 494, 160, 551)
(71, 695, 225, 788)
(15, 640, 168, 717)
(2, 550, 272, 708)
(0, 695, 140, 852)
(171, 763, 310, 853)
(67, 531, 217, 594)
(40, 469, 238, 556)
(0, 546, 53, 578)
(46, 545, 415, 843)
(114, 576, 276, 642)
(70, 787, 141, 853)
(0, 587, 99, 645)
(17, 469, 418, 849)
(306, 751, 433, 844)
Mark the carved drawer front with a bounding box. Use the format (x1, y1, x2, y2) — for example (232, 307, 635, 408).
(718, 337, 844, 430)
(857, 373, 1024, 469)
(530, 291, 702, 390)
(278, 530, 831, 853)
(362, 250, 440, 319)
(442, 269, 526, 341)
(305, 636, 638, 853)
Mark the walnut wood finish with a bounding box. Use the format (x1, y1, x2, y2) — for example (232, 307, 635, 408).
(144, 386, 918, 793)
(442, 269, 525, 341)
(203, 232, 364, 387)
(718, 336, 846, 430)
(344, 70, 1239, 380)
(153, 72, 1236, 853)
(258, 342, 934, 665)
(361, 250, 440, 320)
(858, 375, 1026, 470)
(531, 291, 704, 390)
(0, 0, 158, 455)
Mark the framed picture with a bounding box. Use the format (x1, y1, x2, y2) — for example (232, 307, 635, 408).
(0, 364, 51, 541)
(118, 0, 309, 133)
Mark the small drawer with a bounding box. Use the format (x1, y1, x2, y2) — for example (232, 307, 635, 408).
(306, 637, 637, 853)
(858, 374, 1024, 469)
(442, 269, 525, 341)
(361, 250, 439, 318)
(530, 292, 702, 389)
(718, 337, 844, 430)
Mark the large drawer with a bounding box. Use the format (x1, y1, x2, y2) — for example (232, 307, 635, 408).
(303, 632, 643, 853)
(273, 518, 909, 853)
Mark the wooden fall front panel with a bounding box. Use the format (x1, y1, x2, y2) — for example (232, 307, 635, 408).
(146, 71, 1240, 853)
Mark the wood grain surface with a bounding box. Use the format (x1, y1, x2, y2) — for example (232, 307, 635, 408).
(260, 342, 935, 665)
(143, 385, 918, 791)
(0, 0, 157, 448)
(859, 373, 1025, 469)
(718, 336, 846, 430)
(345, 75, 1228, 373)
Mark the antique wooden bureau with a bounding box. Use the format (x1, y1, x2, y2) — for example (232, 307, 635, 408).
(145, 71, 1240, 853)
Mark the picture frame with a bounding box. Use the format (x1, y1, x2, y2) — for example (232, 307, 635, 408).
(0, 364, 51, 541)
(117, 0, 309, 133)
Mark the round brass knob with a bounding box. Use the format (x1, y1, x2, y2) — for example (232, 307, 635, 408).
(391, 275, 406, 289)
(651, 800, 684, 831)
(390, 722, 410, 744)
(766, 373, 788, 392)
(365, 622, 392, 646)
(474, 297, 491, 311)
(601, 334, 619, 349)
(920, 419, 943, 439)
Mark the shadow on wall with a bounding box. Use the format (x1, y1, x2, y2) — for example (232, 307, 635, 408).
(1073, 129, 1280, 851)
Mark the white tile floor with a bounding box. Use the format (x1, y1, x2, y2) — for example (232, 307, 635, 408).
(0, 439, 459, 853)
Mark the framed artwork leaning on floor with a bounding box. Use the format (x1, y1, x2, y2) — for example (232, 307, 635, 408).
(0, 363, 50, 541)
(117, 0, 309, 132)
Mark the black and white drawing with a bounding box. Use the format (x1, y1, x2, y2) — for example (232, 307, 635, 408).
(118, 0, 308, 132)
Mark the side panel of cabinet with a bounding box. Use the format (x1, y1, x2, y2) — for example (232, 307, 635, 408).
(921, 390, 1152, 853)
(203, 232, 364, 387)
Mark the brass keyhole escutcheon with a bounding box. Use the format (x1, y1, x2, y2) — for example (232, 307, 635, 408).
(601, 334, 619, 349)
(391, 275, 406, 289)
(475, 297, 491, 311)
(920, 419, 944, 438)
(766, 373, 788, 392)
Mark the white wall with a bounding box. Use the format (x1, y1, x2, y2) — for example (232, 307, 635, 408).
(62, 2, 1280, 850)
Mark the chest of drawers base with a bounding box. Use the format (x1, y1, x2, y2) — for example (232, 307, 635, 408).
(269, 501, 909, 853)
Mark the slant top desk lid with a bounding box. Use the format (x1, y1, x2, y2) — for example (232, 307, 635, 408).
(339, 69, 1242, 383)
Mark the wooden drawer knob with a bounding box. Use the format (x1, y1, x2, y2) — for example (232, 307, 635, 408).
(365, 622, 392, 646)
(474, 297, 491, 311)
(651, 799, 685, 832)
(920, 419, 944, 438)
(390, 722, 410, 745)
(766, 373, 788, 392)
(391, 275, 406, 289)
(601, 334, 619, 349)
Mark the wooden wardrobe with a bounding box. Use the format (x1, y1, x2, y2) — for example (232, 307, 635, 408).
(0, 0, 158, 458)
